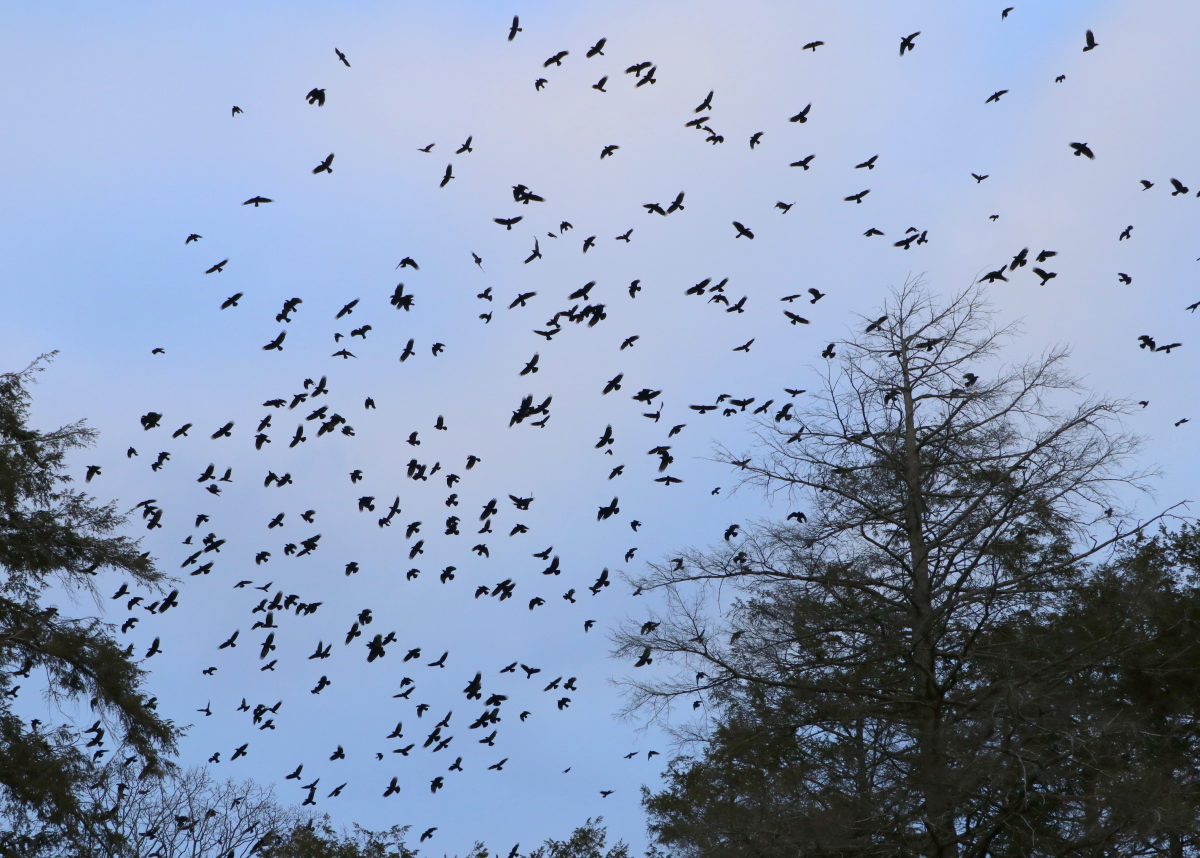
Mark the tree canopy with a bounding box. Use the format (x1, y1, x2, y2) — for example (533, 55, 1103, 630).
(619, 281, 1190, 856)
(0, 354, 177, 853)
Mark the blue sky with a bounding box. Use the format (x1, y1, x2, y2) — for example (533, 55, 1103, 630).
(6, 1, 1200, 854)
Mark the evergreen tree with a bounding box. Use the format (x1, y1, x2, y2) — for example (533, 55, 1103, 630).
(0, 354, 177, 853)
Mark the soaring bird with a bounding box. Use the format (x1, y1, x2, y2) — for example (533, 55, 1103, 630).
(900, 31, 920, 55)
(1032, 268, 1057, 286)
(312, 153, 334, 174)
(305, 88, 326, 106)
(243, 196, 273, 206)
(262, 331, 286, 351)
(1082, 29, 1098, 52)
(1069, 141, 1095, 159)
(789, 103, 812, 123)
(507, 16, 521, 41)
(732, 221, 755, 239)
(335, 48, 351, 67)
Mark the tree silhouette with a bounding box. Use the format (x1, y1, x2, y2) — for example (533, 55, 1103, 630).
(0, 354, 177, 853)
(618, 280, 1185, 856)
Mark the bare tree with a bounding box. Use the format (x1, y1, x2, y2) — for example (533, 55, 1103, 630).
(617, 279, 1184, 857)
(72, 761, 295, 857)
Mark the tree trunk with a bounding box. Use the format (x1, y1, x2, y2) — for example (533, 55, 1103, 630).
(902, 366, 959, 858)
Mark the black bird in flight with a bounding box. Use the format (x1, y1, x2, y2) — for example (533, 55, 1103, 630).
(587, 37, 607, 57)
(544, 50, 569, 67)
(900, 31, 920, 56)
(985, 89, 1008, 103)
(312, 153, 334, 174)
(1032, 267, 1057, 285)
(185, 233, 201, 243)
(507, 16, 521, 41)
(1069, 141, 1095, 159)
(305, 87, 326, 106)
(440, 164, 454, 187)
(1082, 29, 1098, 52)
(335, 48, 351, 67)
(789, 103, 812, 123)
(243, 195, 273, 207)
(732, 221, 754, 239)
(844, 189, 870, 204)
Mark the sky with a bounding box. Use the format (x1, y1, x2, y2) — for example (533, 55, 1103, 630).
(4, 1, 1200, 854)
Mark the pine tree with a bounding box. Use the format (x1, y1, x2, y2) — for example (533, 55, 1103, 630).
(0, 354, 177, 850)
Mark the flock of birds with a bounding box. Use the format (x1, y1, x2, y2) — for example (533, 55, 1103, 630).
(48, 6, 1197, 853)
